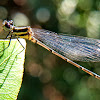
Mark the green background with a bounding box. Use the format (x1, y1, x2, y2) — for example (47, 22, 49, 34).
(0, 0, 100, 100)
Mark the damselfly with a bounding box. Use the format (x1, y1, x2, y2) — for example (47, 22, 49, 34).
(2, 20, 100, 80)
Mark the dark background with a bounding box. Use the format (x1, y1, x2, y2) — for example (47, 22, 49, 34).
(0, 0, 100, 100)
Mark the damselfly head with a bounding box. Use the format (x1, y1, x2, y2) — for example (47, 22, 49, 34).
(2, 20, 14, 31)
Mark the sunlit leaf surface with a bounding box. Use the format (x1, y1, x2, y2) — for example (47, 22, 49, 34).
(0, 39, 26, 100)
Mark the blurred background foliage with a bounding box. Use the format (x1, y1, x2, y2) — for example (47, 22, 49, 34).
(0, 0, 100, 100)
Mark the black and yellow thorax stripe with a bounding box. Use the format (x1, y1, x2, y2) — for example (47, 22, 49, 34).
(3, 20, 32, 40)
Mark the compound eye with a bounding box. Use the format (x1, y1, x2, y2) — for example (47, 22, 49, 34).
(9, 20, 14, 25)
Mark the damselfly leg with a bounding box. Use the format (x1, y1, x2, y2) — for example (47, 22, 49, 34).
(1, 20, 25, 53)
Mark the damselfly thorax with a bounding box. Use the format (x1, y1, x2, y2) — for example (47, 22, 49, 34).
(2, 20, 100, 80)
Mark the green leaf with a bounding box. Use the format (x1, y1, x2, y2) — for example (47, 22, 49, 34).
(0, 39, 26, 100)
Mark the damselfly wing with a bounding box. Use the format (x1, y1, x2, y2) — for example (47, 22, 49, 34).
(31, 28, 100, 62)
